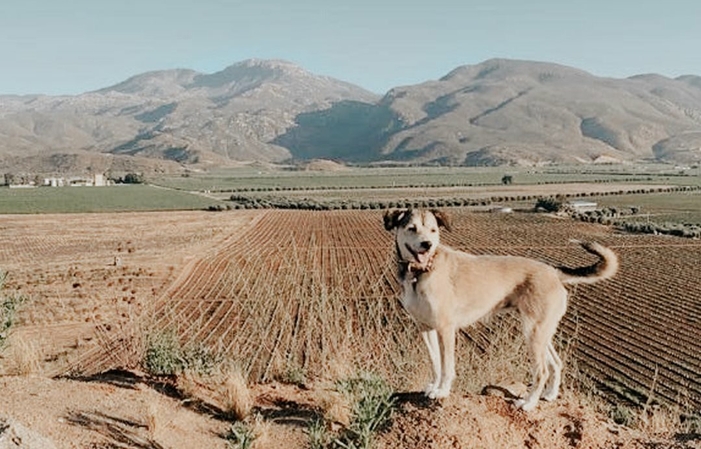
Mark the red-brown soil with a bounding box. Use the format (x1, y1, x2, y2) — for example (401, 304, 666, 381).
(1, 209, 700, 448)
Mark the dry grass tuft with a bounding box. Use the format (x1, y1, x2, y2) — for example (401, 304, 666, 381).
(218, 365, 253, 421)
(454, 316, 530, 394)
(315, 387, 352, 427)
(3, 336, 43, 376)
(322, 346, 356, 383)
(145, 402, 162, 441)
(176, 369, 205, 400)
(250, 413, 271, 449)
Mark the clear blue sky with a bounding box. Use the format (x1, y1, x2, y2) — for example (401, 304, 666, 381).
(1, 0, 700, 96)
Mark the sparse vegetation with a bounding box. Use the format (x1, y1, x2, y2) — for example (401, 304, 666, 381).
(0, 271, 26, 352)
(330, 373, 396, 449)
(535, 195, 565, 212)
(278, 362, 308, 388)
(143, 329, 185, 375)
(3, 335, 43, 375)
(218, 364, 254, 421)
(307, 418, 330, 449)
(225, 414, 269, 449)
(142, 329, 221, 376)
(610, 404, 637, 426)
(226, 421, 256, 449)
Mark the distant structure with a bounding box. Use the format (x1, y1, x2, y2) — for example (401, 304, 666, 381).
(567, 200, 598, 212)
(44, 177, 65, 187)
(42, 174, 108, 187)
(490, 206, 514, 213)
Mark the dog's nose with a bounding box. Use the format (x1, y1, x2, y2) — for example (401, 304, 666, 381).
(420, 241, 433, 250)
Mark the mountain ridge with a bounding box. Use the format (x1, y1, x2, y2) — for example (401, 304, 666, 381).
(1, 58, 700, 174)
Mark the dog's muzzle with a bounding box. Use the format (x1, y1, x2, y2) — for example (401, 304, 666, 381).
(404, 243, 435, 273)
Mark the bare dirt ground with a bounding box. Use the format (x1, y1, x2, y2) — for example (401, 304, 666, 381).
(1, 373, 698, 449)
(1, 209, 700, 448)
(0, 210, 262, 376)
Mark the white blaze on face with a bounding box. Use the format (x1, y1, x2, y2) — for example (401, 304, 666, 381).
(396, 210, 441, 266)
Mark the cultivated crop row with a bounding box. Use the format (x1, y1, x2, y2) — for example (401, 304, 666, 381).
(77, 209, 701, 408)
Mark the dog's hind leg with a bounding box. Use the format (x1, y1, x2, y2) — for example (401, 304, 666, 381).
(542, 341, 563, 402)
(421, 329, 441, 395)
(515, 285, 567, 411)
(515, 318, 556, 411)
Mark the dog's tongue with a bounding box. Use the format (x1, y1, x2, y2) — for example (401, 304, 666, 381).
(415, 251, 429, 265)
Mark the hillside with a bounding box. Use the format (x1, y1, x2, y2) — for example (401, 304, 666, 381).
(0, 59, 378, 174)
(278, 59, 701, 166)
(2, 58, 701, 172)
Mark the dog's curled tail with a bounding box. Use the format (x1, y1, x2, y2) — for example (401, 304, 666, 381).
(556, 240, 619, 285)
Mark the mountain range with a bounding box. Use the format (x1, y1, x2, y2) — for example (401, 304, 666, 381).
(1, 58, 700, 174)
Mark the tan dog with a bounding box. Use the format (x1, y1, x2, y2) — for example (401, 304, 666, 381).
(384, 208, 618, 411)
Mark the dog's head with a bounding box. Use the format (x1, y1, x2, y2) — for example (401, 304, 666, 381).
(384, 209, 451, 268)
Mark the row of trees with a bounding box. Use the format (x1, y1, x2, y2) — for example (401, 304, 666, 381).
(224, 187, 701, 240)
(534, 189, 701, 239)
(227, 194, 494, 211)
(209, 175, 655, 194)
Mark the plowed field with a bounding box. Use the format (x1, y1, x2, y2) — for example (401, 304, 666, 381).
(7, 209, 701, 408)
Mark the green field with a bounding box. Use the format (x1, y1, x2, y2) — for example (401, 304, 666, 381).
(1, 164, 699, 217)
(153, 164, 699, 192)
(595, 190, 701, 225)
(0, 185, 222, 214)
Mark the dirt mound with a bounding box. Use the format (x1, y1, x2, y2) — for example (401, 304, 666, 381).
(1, 374, 699, 449)
(377, 393, 688, 449)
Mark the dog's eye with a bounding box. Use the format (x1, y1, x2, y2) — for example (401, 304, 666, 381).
(407, 225, 417, 232)
(430, 228, 438, 233)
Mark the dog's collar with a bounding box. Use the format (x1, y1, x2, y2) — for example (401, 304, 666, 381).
(398, 253, 436, 286)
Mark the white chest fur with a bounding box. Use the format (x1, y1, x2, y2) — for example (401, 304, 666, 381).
(400, 278, 437, 328)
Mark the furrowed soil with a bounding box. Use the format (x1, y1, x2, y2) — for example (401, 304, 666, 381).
(1, 209, 700, 449)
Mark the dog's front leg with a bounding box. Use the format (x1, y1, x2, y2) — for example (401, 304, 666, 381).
(421, 329, 441, 396)
(429, 326, 456, 399)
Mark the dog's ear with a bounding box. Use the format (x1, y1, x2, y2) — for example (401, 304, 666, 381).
(383, 209, 407, 231)
(430, 209, 452, 231)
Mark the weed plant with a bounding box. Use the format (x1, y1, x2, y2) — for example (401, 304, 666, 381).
(143, 328, 221, 376)
(0, 271, 26, 351)
(331, 372, 396, 449)
(307, 418, 330, 449)
(226, 421, 255, 449)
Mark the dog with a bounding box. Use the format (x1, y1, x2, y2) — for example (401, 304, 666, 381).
(384, 208, 618, 411)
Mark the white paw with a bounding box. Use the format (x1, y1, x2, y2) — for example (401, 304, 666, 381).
(541, 390, 558, 402)
(423, 383, 436, 395)
(427, 387, 450, 400)
(514, 398, 537, 412)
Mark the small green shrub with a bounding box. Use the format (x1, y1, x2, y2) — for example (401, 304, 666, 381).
(610, 404, 636, 427)
(226, 421, 256, 449)
(535, 196, 565, 212)
(332, 372, 396, 449)
(143, 329, 221, 376)
(0, 272, 27, 351)
(144, 330, 184, 375)
(307, 418, 330, 449)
